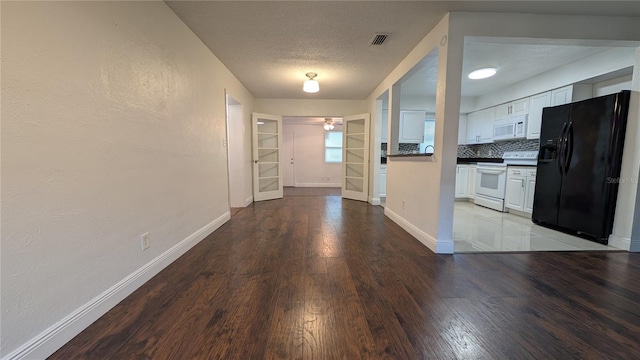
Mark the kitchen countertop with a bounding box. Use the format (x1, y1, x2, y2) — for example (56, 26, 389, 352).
(457, 157, 504, 164)
(387, 153, 434, 158)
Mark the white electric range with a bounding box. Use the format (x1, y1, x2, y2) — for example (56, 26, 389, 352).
(474, 151, 538, 212)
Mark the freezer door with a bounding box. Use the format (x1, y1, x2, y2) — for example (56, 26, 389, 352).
(532, 105, 569, 226)
(557, 92, 629, 242)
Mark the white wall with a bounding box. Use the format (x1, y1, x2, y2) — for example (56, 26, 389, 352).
(254, 99, 367, 116)
(593, 74, 633, 97)
(1, 2, 254, 358)
(283, 124, 343, 187)
(369, 14, 458, 254)
(611, 47, 640, 251)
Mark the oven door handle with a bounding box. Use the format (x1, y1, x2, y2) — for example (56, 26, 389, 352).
(477, 169, 506, 175)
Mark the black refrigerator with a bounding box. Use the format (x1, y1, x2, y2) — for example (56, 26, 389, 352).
(532, 90, 631, 244)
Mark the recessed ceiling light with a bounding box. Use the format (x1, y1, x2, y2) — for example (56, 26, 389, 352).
(468, 68, 497, 80)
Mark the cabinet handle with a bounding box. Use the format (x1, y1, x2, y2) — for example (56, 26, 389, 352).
(513, 170, 521, 175)
(522, 179, 525, 188)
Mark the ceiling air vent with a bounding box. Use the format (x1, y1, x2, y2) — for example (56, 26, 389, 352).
(370, 33, 389, 46)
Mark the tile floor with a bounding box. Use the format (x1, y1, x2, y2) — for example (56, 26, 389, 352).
(453, 201, 620, 252)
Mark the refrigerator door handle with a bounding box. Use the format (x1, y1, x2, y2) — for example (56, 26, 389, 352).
(564, 122, 574, 175)
(557, 122, 568, 175)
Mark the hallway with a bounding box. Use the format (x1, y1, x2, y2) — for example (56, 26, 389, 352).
(51, 191, 640, 359)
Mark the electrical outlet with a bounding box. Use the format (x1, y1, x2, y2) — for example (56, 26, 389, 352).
(140, 232, 150, 251)
(402, 199, 406, 209)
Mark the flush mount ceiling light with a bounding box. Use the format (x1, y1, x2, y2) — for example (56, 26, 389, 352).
(323, 118, 334, 131)
(468, 67, 497, 80)
(303, 72, 319, 93)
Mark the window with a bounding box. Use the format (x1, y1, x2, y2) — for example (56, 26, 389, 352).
(422, 119, 436, 148)
(325, 131, 343, 163)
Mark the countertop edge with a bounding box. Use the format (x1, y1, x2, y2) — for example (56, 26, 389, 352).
(387, 153, 434, 158)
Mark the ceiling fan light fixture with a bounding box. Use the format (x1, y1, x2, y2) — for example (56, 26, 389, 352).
(303, 72, 319, 93)
(468, 67, 497, 80)
(323, 118, 334, 130)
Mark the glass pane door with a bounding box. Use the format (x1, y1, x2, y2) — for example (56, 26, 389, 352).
(253, 113, 283, 201)
(342, 114, 370, 202)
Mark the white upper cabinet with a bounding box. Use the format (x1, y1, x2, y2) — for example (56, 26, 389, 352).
(527, 91, 552, 140)
(381, 109, 388, 143)
(399, 111, 425, 143)
(551, 86, 572, 106)
(495, 97, 530, 119)
(458, 114, 467, 145)
(466, 107, 495, 144)
(526, 84, 593, 140)
(551, 84, 593, 106)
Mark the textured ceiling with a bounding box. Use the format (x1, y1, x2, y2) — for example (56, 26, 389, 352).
(400, 38, 623, 98)
(166, 1, 640, 100)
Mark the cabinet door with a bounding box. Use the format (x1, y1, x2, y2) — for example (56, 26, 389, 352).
(505, 176, 525, 211)
(458, 114, 467, 145)
(380, 172, 387, 197)
(524, 170, 536, 213)
(467, 165, 476, 199)
(551, 86, 572, 106)
(399, 111, 425, 143)
(455, 165, 469, 198)
(478, 108, 495, 143)
(527, 92, 552, 140)
(381, 109, 388, 143)
(495, 103, 511, 119)
(511, 98, 529, 116)
(466, 112, 480, 144)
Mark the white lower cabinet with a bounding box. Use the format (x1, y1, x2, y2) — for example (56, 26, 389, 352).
(505, 170, 526, 210)
(505, 166, 536, 214)
(455, 165, 469, 198)
(524, 169, 536, 213)
(467, 165, 476, 199)
(380, 165, 387, 197)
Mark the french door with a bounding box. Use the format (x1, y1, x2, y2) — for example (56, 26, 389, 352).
(342, 113, 370, 201)
(252, 113, 283, 201)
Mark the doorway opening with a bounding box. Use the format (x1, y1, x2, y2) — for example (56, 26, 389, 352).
(282, 116, 344, 197)
(225, 92, 245, 216)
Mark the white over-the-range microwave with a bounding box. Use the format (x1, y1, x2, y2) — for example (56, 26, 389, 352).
(492, 114, 527, 141)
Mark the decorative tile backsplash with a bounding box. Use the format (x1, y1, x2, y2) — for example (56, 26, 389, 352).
(381, 143, 420, 157)
(382, 140, 539, 158)
(458, 139, 540, 158)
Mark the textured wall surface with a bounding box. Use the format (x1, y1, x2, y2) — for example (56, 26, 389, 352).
(1, 1, 253, 355)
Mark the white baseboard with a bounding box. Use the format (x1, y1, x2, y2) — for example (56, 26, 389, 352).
(384, 208, 454, 254)
(608, 234, 631, 250)
(294, 182, 341, 188)
(369, 197, 381, 206)
(244, 195, 253, 206)
(3, 212, 231, 360)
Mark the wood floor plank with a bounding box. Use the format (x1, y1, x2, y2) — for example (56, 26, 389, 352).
(50, 188, 640, 359)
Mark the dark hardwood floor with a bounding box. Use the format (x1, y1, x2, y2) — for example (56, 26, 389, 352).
(50, 191, 640, 359)
(284, 186, 341, 197)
